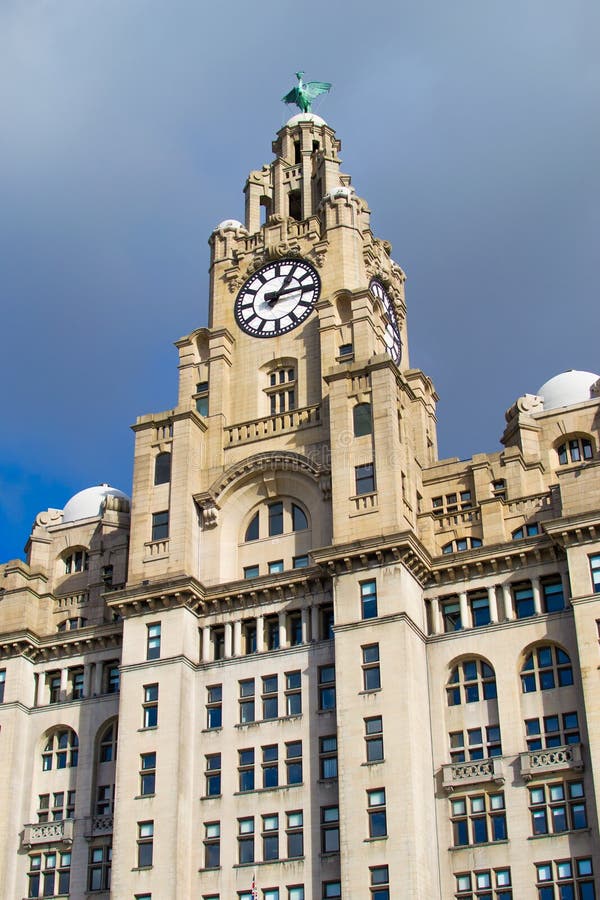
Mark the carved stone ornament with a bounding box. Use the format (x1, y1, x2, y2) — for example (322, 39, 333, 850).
(195, 495, 219, 528)
(35, 509, 64, 527)
(505, 394, 544, 423)
(591, 378, 600, 397)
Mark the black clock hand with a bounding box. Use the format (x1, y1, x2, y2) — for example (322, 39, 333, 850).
(265, 284, 312, 305)
(264, 270, 296, 306)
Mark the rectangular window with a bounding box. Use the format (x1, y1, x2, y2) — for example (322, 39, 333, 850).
(286, 811, 304, 859)
(285, 670, 302, 715)
(451, 792, 507, 846)
(320, 604, 334, 640)
(211, 626, 225, 660)
(318, 665, 336, 710)
(367, 788, 387, 838)
(541, 577, 565, 613)
(143, 684, 158, 728)
(365, 716, 384, 762)
(195, 381, 209, 417)
(137, 821, 154, 868)
(286, 741, 303, 785)
(288, 889, 304, 900)
(470, 592, 491, 627)
(262, 744, 278, 789)
(70, 667, 84, 700)
(146, 623, 161, 660)
(360, 579, 378, 619)
(441, 597, 461, 631)
(288, 611, 302, 646)
(205, 753, 221, 797)
(151, 511, 169, 541)
(269, 559, 284, 574)
(293, 554, 309, 569)
(268, 501, 284, 536)
(140, 753, 156, 796)
(203, 821, 220, 869)
(0, 669, 5, 702)
(265, 615, 280, 651)
(239, 679, 255, 724)
(238, 817, 255, 864)
(238, 748, 255, 792)
(88, 844, 111, 892)
(244, 564, 259, 579)
(95, 785, 113, 815)
(319, 735, 338, 779)
(262, 675, 278, 719)
(244, 619, 257, 654)
(529, 780, 587, 834)
(370, 865, 390, 900)
(355, 463, 375, 495)
(323, 883, 341, 899)
(105, 662, 120, 694)
(321, 806, 340, 854)
(206, 684, 222, 729)
(536, 859, 594, 900)
(525, 712, 579, 750)
(48, 672, 61, 704)
(362, 644, 381, 691)
(590, 554, 600, 593)
(456, 868, 512, 900)
(450, 725, 502, 762)
(513, 582, 535, 618)
(262, 813, 279, 861)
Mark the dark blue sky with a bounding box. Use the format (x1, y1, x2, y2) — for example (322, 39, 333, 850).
(1, 0, 599, 561)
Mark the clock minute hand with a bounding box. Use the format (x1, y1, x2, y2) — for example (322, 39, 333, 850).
(264, 271, 295, 306)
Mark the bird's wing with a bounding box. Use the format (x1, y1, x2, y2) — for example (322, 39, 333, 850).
(282, 87, 301, 104)
(304, 81, 332, 101)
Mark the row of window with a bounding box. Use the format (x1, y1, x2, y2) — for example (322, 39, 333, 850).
(455, 857, 595, 900)
(449, 711, 580, 762)
(446, 645, 573, 706)
(207, 606, 334, 658)
(438, 576, 566, 632)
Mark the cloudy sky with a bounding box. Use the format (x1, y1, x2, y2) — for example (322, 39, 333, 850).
(1, 0, 598, 561)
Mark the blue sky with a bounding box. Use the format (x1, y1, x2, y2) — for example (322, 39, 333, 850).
(1, 0, 599, 561)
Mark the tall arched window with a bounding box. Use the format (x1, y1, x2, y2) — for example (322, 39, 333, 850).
(353, 403, 372, 437)
(243, 500, 310, 543)
(99, 722, 118, 763)
(521, 645, 573, 692)
(95, 720, 118, 817)
(557, 436, 594, 465)
(447, 659, 497, 706)
(154, 452, 172, 485)
(42, 729, 79, 771)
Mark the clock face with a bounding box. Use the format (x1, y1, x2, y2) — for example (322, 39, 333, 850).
(234, 259, 321, 337)
(369, 278, 402, 365)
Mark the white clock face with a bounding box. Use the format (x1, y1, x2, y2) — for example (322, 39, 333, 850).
(234, 259, 321, 337)
(369, 278, 402, 365)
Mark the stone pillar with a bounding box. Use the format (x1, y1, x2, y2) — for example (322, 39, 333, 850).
(202, 626, 212, 662)
(430, 598, 441, 634)
(256, 615, 264, 653)
(83, 663, 93, 699)
(278, 612, 288, 650)
(531, 576, 542, 615)
(310, 605, 319, 642)
(93, 663, 104, 697)
(459, 592, 469, 630)
(33, 673, 40, 707)
(60, 667, 69, 701)
(488, 586, 499, 624)
(225, 622, 233, 659)
(502, 583, 514, 620)
(561, 573, 570, 607)
(301, 608, 309, 644)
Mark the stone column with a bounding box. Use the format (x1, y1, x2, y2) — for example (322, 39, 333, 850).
(531, 576, 542, 615)
(310, 605, 319, 642)
(301, 608, 309, 645)
(430, 598, 441, 635)
(233, 620, 242, 657)
(93, 663, 104, 697)
(488, 586, 499, 624)
(83, 663, 93, 699)
(278, 612, 288, 650)
(202, 626, 212, 662)
(224, 622, 233, 658)
(459, 592, 469, 630)
(256, 615, 264, 653)
(502, 583, 514, 620)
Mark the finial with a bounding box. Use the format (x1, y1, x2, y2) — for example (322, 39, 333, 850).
(282, 72, 332, 114)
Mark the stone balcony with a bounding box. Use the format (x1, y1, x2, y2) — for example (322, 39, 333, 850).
(23, 819, 74, 847)
(225, 404, 321, 448)
(442, 757, 505, 793)
(520, 743, 584, 781)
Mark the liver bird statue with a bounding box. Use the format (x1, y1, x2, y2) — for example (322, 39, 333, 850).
(282, 72, 332, 113)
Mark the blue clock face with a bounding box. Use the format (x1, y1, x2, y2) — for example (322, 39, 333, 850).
(369, 278, 402, 365)
(235, 259, 321, 337)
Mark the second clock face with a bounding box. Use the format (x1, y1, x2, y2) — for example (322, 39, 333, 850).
(369, 278, 402, 365)
(234, 259, 321, 338)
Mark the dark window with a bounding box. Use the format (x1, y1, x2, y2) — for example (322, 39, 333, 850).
(238, 748, 255, 792)
(285, 671, 302, 715)
(244, 564, 259, 579)
(365, 716, 384, 762)
(203, 822, 220, 869)
(238, 818, 255, 864)
(355, 463, 375, 494)
(245, 512, 259, 542)
(262, 745, 278, 788)
(353, 403, 372, 437)
(262, 675, 278, 719)
(513, 582, 535, 618)
(362, 644, 381, 691)
(146, 623, 161, 660)
(360, 580, 377, 619)
(286, 741, 303, 785)
(262, 814, 279, 861)
(137, 821, 154, 868)
(318, 665, 336, 710)
(529, 780, 587, 835)
(143, 684, 158, 728)
(321, 806, 340, 853)
(370, 865, 390, 900)
(451, 792, 507, 846)
(447, 659, 496, 706)
(441, 598, 461, 631)
(239, 679, 255, 724)
(140, 753, 156, 796)
(269, 501, 284, 536)
(319, 735, 338, 779)
(367, 788, 387, 838)
(542, 577, 565, 613)
(525, 712, 579, 750)
(154, 452, 171, 485)
(88, 844, 111, 892)
(292, 503, 308, 531)
(470, 593, 491, 626)
(590, 553, 600, 593)
(286, 811, 303, 858)
(206, 684, 222, 729)
(151, 511, 169, 541)
(205, 754, 221, 797)
(521, 645, 573, 693)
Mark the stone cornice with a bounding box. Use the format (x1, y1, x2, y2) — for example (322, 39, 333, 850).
(311, 531, 431, 585)
(0, 622, 123, 662)
(543, 512, 600, 547)
(429, 538, 563, 587)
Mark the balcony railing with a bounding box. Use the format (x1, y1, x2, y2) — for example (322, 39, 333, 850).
(442, 757, 505, 792)
(225, 404, 321, 447)
(23, 819, 74, 846)
(520, 743, 584, 781)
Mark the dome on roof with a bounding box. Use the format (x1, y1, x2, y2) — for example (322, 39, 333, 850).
(285, 112, 327, 127)
(215, 219, 246, 232)
(537, 370, 600, 411)
(62, 484, 130, 524)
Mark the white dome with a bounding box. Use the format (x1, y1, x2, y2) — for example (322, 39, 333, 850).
(285, 112, 327, 127)
(62, 483, 130, 524)
(537, 370, 600, 411)
(215, 219, 246, 232)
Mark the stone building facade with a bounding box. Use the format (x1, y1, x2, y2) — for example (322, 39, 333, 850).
(1, 111, 600, 900)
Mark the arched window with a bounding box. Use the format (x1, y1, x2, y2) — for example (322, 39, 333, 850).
(442, 537, 483, 554)
(63, 549, 88, 574)
(42, 729, 78, 771)
(99, 722, 118, 763)
(521, 645, 573, 692)
(292, 503, 308, 531)
(245, 512, 259, 542)
(447, 659, 497, 706)
(512, 523, 540, 539)
(154, 452, 171, 485)
(557, 436, 593, 465)
(353, 403, 372, 437)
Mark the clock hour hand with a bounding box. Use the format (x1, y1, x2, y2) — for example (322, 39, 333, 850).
(264, 271, 295, 307)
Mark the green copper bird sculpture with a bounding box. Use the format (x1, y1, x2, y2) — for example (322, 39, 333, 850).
(282, 72, 332, 113)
